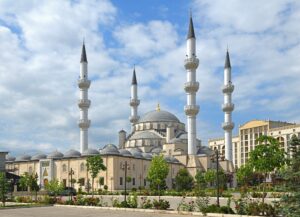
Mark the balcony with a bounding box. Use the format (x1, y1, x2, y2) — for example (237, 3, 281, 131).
(78, 99, 91, 108)
(78, 119, 91, 128)
(78, 79, 91, 89)
(129, 116, 140, 123)
(222, 83, 234, 94)
(222, 122, 234, 130)
(184, 105, 199, 116)
(129, 99, 140, 107)
(184, 57, 199, 70)
(222, 103, 234, 112)
(184, 81, 199, 93)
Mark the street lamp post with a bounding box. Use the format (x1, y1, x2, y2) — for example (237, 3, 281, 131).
(68, 168, 74, 201)
(121, 161, 130, 203)
(211, 149, 221, 207)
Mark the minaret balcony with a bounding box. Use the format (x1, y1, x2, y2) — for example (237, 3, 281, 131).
(184, 81, 199, 93)
(78, 99, 91, 108)
(129, 99, 140, 107)
(222, 83, 234, 94)
(222, 103, 234, 112)
(78, 79, 91, 89)
(78, 119, 91, 128)
(129, 116, 140, 123)
(222, 122, 234, 130)
(184, 105, 199, 116)
(184, 57, 199, 70)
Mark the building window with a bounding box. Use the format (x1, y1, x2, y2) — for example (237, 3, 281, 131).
(62, 164, 67, 172)
(63, 179, 67, 187)
(120, 177, 123, 186)
(133, 164, 135, 171)
(28, 166, 33, 174)
(144, 179, 147, 186)
(80, 163, 85, 172)
(144, 165, 146, 171)
(132, 178, 135, 185)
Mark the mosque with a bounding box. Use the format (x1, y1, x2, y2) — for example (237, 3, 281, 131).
(4, 16, 235, 191)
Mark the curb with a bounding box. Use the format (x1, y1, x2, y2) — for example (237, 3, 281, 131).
(54, 204, 262, 217)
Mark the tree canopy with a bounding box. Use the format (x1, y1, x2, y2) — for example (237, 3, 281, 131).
(147, 155, 169, 191)
(175, 168, 194, 191)
(86, 155, 106, 195)
(0, 172, 9, 206)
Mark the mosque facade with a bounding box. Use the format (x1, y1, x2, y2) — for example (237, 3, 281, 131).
(4, 16, 235, 191)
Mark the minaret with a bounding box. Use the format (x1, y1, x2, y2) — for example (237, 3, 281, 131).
(222, 49, 234, 161)
(129, 67, 140, 130)
(78, 42, 91, 153)
(184, 15, 200, 155)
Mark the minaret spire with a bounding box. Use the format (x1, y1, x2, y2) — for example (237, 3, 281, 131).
(187, 14, 195, 39)
(222, 49, 234, 162)
(78, 41, 91, 153)
(184, 14, 199, 155)
(129, 67, 140, 130)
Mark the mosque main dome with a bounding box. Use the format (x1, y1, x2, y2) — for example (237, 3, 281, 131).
(139, 110, 180, 123)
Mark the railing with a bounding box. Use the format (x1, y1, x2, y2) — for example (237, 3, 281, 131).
(222, 83, 234, 93)
(184, 57, 199, 69)
(78, 99, 91, 107)
(184, 81, 199, 92)
(78, 79, 91, 88)
(222, 103, 234, 112)
(222, 122, 234, 130)
(129, 99, 140, 106)
(184, 105, 199, 116)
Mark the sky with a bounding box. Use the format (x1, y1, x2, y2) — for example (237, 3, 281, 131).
(0, 0, 300, 157)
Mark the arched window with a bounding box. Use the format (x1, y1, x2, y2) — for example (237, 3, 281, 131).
(80, 163, 85, 172)
(221, 146, 225, 156)
(62, 164, 67, 172)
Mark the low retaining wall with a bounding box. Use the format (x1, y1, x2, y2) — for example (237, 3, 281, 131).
(54, 204, 262, 217)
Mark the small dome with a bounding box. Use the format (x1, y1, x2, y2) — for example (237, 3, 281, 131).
(100, 144, 120, 155)
(82, 148, 99, 156)
(142, 152, 153, 159)
(139, 110, 180, 123)
(31, 153, 47, 160)
(129, 149, 143, 158)
(64, 149, 81, 158)
(16, 154, 31, 161)
(6, 155, 16, 162)
(164, 156, 173, 163)
(150, 147, 162, 154)
(47, 151, 64, 159)
(119, 149, 132, 157)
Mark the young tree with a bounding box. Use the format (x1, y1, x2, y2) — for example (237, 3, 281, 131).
(147, 155, 169, 195)
(204, 169, 216, 187)
(175, 168, 194, 191)
(236, 164, 253, 187)
(289, 134, 300, 158)
(19, 172, 30, 191)
(86, 155, 106, 197)
(248, 135, 286, 204)
(0, 172, 9, 207)
(195, 170, 207, 193)
(45, 179, 64, 197)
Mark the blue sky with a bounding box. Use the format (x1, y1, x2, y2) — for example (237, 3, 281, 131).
(0, 0, 300, 157)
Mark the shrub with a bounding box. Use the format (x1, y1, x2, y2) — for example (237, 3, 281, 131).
(195, 195, 210, 214)
(40, 195, 56, 204)
(177, 198, 195, 212)
(131, 188, 137, 192)
(103, 185, 108, 191)
(140, 197, 152, 209)
(152, 199, 170, 210)
(15, 196, 32, 203)
(127, 193, 138, 208)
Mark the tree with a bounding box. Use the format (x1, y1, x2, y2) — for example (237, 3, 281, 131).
(19, 172, 39, 195)
(236, 164, 253, 187)
(99, 177, 104, 189)
(147, 155, 169, 195)
(45, 179, 64, 197)
(204, 169, 216, 187)
(0, 172, 9, 206)
(280, 135, 300, 217)
(19, 172, 30, 191)
(248, 135, 286, 204)
(195, 170, 207, 194)
(175, 168, 194, 191)
(86, 155, 106, 197)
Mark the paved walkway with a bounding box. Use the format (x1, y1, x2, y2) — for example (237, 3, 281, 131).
(0, 206, 192, 217)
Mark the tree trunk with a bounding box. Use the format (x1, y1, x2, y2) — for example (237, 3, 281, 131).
(92, 178, 94, 198)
